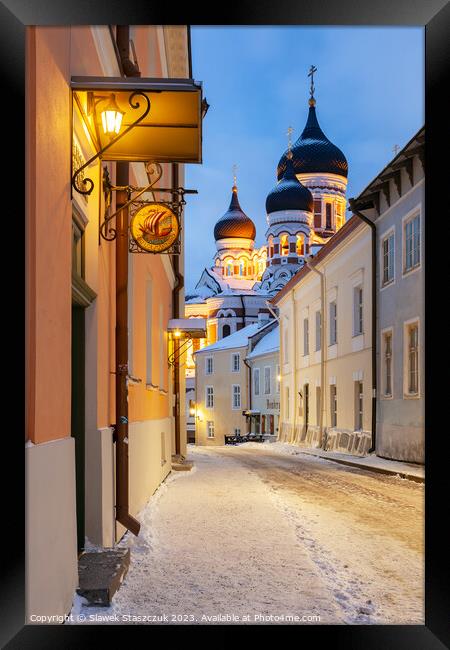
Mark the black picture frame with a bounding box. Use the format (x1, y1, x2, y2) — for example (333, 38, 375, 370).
(3, 0, 449, 647)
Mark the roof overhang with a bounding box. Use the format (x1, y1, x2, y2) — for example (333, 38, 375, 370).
(71, 76, 204, 164)
(167, 318, 206, 338)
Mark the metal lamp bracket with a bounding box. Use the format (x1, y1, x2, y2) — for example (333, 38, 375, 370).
(72, 90, 151, 196)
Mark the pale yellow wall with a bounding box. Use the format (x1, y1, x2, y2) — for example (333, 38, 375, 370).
(278, 221, 372, 442)
(195, 347, 249, 445)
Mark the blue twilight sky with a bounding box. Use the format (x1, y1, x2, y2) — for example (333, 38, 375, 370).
(184, 26, 424, 293)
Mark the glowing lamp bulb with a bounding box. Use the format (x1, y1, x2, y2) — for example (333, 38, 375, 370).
(101, 94, 124, 136)
(189, 408, 195, 416)
(174, 330, 181, 338)
(277, 375, 281, 382)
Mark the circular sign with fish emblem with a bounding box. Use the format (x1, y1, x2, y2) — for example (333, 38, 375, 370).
(130, 202, 180, 253)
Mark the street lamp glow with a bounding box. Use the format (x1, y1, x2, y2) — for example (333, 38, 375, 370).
(174, 329, 182, 338)
(101, 93, 124, 135)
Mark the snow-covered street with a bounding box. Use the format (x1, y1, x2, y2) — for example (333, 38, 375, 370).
(72, 444, 424, 625)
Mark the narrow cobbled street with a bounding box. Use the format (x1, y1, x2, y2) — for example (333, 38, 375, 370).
(72, 444, 424, 625)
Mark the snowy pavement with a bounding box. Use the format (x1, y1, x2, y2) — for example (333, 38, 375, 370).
(70, 444, 424, 625)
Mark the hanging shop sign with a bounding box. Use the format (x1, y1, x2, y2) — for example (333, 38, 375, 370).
(130, 202, 180, 253)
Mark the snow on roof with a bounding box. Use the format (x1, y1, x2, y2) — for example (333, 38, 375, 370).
(246, 325, 280, 359)
(195, 323, 264, 353)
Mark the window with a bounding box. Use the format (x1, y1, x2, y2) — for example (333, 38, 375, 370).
(315, 310, 321, 351)
(205, 357, 213, 375)
(206, 386, 214, 409)
(316, 386, 321, 425)
(325, 203, 332, 229)
(404, 213, 420, 272)
(226, 263, 233, 277)
(336, 203, 344, 229)
(222, 324, 231, 338)
(314, 199, 322, 228)
(254, 368, 260, 396)
(406, 323, 419, 395)
(264, 367, 271, 395)
(383, 331, 393, 397)
(234, 428, 241, 436)
(276, 365, 280, 394)
(329, 301, 337, 345)
(382, 232, 395, 285)
(303, 318, 309, 356)
(296, 234, 304, 256)
(268, 235, 274, 259)
(207, 421, 215, 438)
(72, 220, 85, 278)
(280, 234, 289, 256)
(239, 261, 246, 276)
(330, 385, 337, 427)
(355, 381, 363, 430)
(353, 286, 363, 336)
(232, 385, 241, 409)
(285, 387, 290, 418)
(232, 353, 240, 372)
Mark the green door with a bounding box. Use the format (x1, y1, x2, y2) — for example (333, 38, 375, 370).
(71, 305, 85, 553)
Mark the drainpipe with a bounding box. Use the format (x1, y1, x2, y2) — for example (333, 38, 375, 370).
(115, 165, 140, 536)
(291, 291, 297, 444)
(116, 25, 141, 77)
(172, 163, 184, 457)
(114, 25, 141, 536)
(348, 198, 377, 454)
(243, 355, 252, 434)
(305, 257, 326, 448)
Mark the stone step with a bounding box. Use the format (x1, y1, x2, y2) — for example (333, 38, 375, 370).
(77, 548, 130, 606)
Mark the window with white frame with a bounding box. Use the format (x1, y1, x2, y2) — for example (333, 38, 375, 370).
(234, 428, 241, 436)
(254, 367, 260, 396)
(303, 318, 309, 355)
(232, 384, 241, 409)
(205, 356, 213, 375)
(353, 286, 363, 336)
(232, 352, 240, 372)
(264, 366, 271, 395)
(404, 213, 420, 272)
(313, 199, 322, 228)
(382, 231, 395, 286)
(405, 321, 419, 396)
(205, 386, 214, 409)
(207, 421, 215, 438)
(276, 365, 280, 393)
(383, 330, 393, 397)
(315, 310, 321, 351)
(329, 301, 337, 345)
(330, 384, 337, 427)
(354, 381, 363, 430)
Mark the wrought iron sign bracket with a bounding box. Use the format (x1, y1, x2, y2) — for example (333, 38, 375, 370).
(168, 334, 193, 367)
(99, 161, 197, 253)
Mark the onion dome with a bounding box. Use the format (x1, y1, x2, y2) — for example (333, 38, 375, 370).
(277, 102, 348, 180)
(214, 184, 256, 241)
(266, 154, 313, 214)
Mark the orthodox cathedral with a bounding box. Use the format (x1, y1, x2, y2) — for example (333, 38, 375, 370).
(185, 71, 349, 352)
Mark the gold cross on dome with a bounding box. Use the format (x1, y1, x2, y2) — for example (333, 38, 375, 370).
(232, 163, 237, 187)
(308, 64, 317, 99)
(287, 126, 294, 150)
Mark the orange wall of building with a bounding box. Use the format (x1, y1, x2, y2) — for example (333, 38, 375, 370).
(26, 27, 72, 444)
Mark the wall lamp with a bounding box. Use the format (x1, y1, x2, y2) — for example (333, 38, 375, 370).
(71, 76, 206, 197)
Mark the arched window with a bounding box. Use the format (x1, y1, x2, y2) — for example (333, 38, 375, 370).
(222, 324, 231, 338)
(239, 260, 246, 276)
(296, 234, 304, 256)
(280, 234, 289, 256)
(226, 263, 233, 276)
(268, 235, 274, 258)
